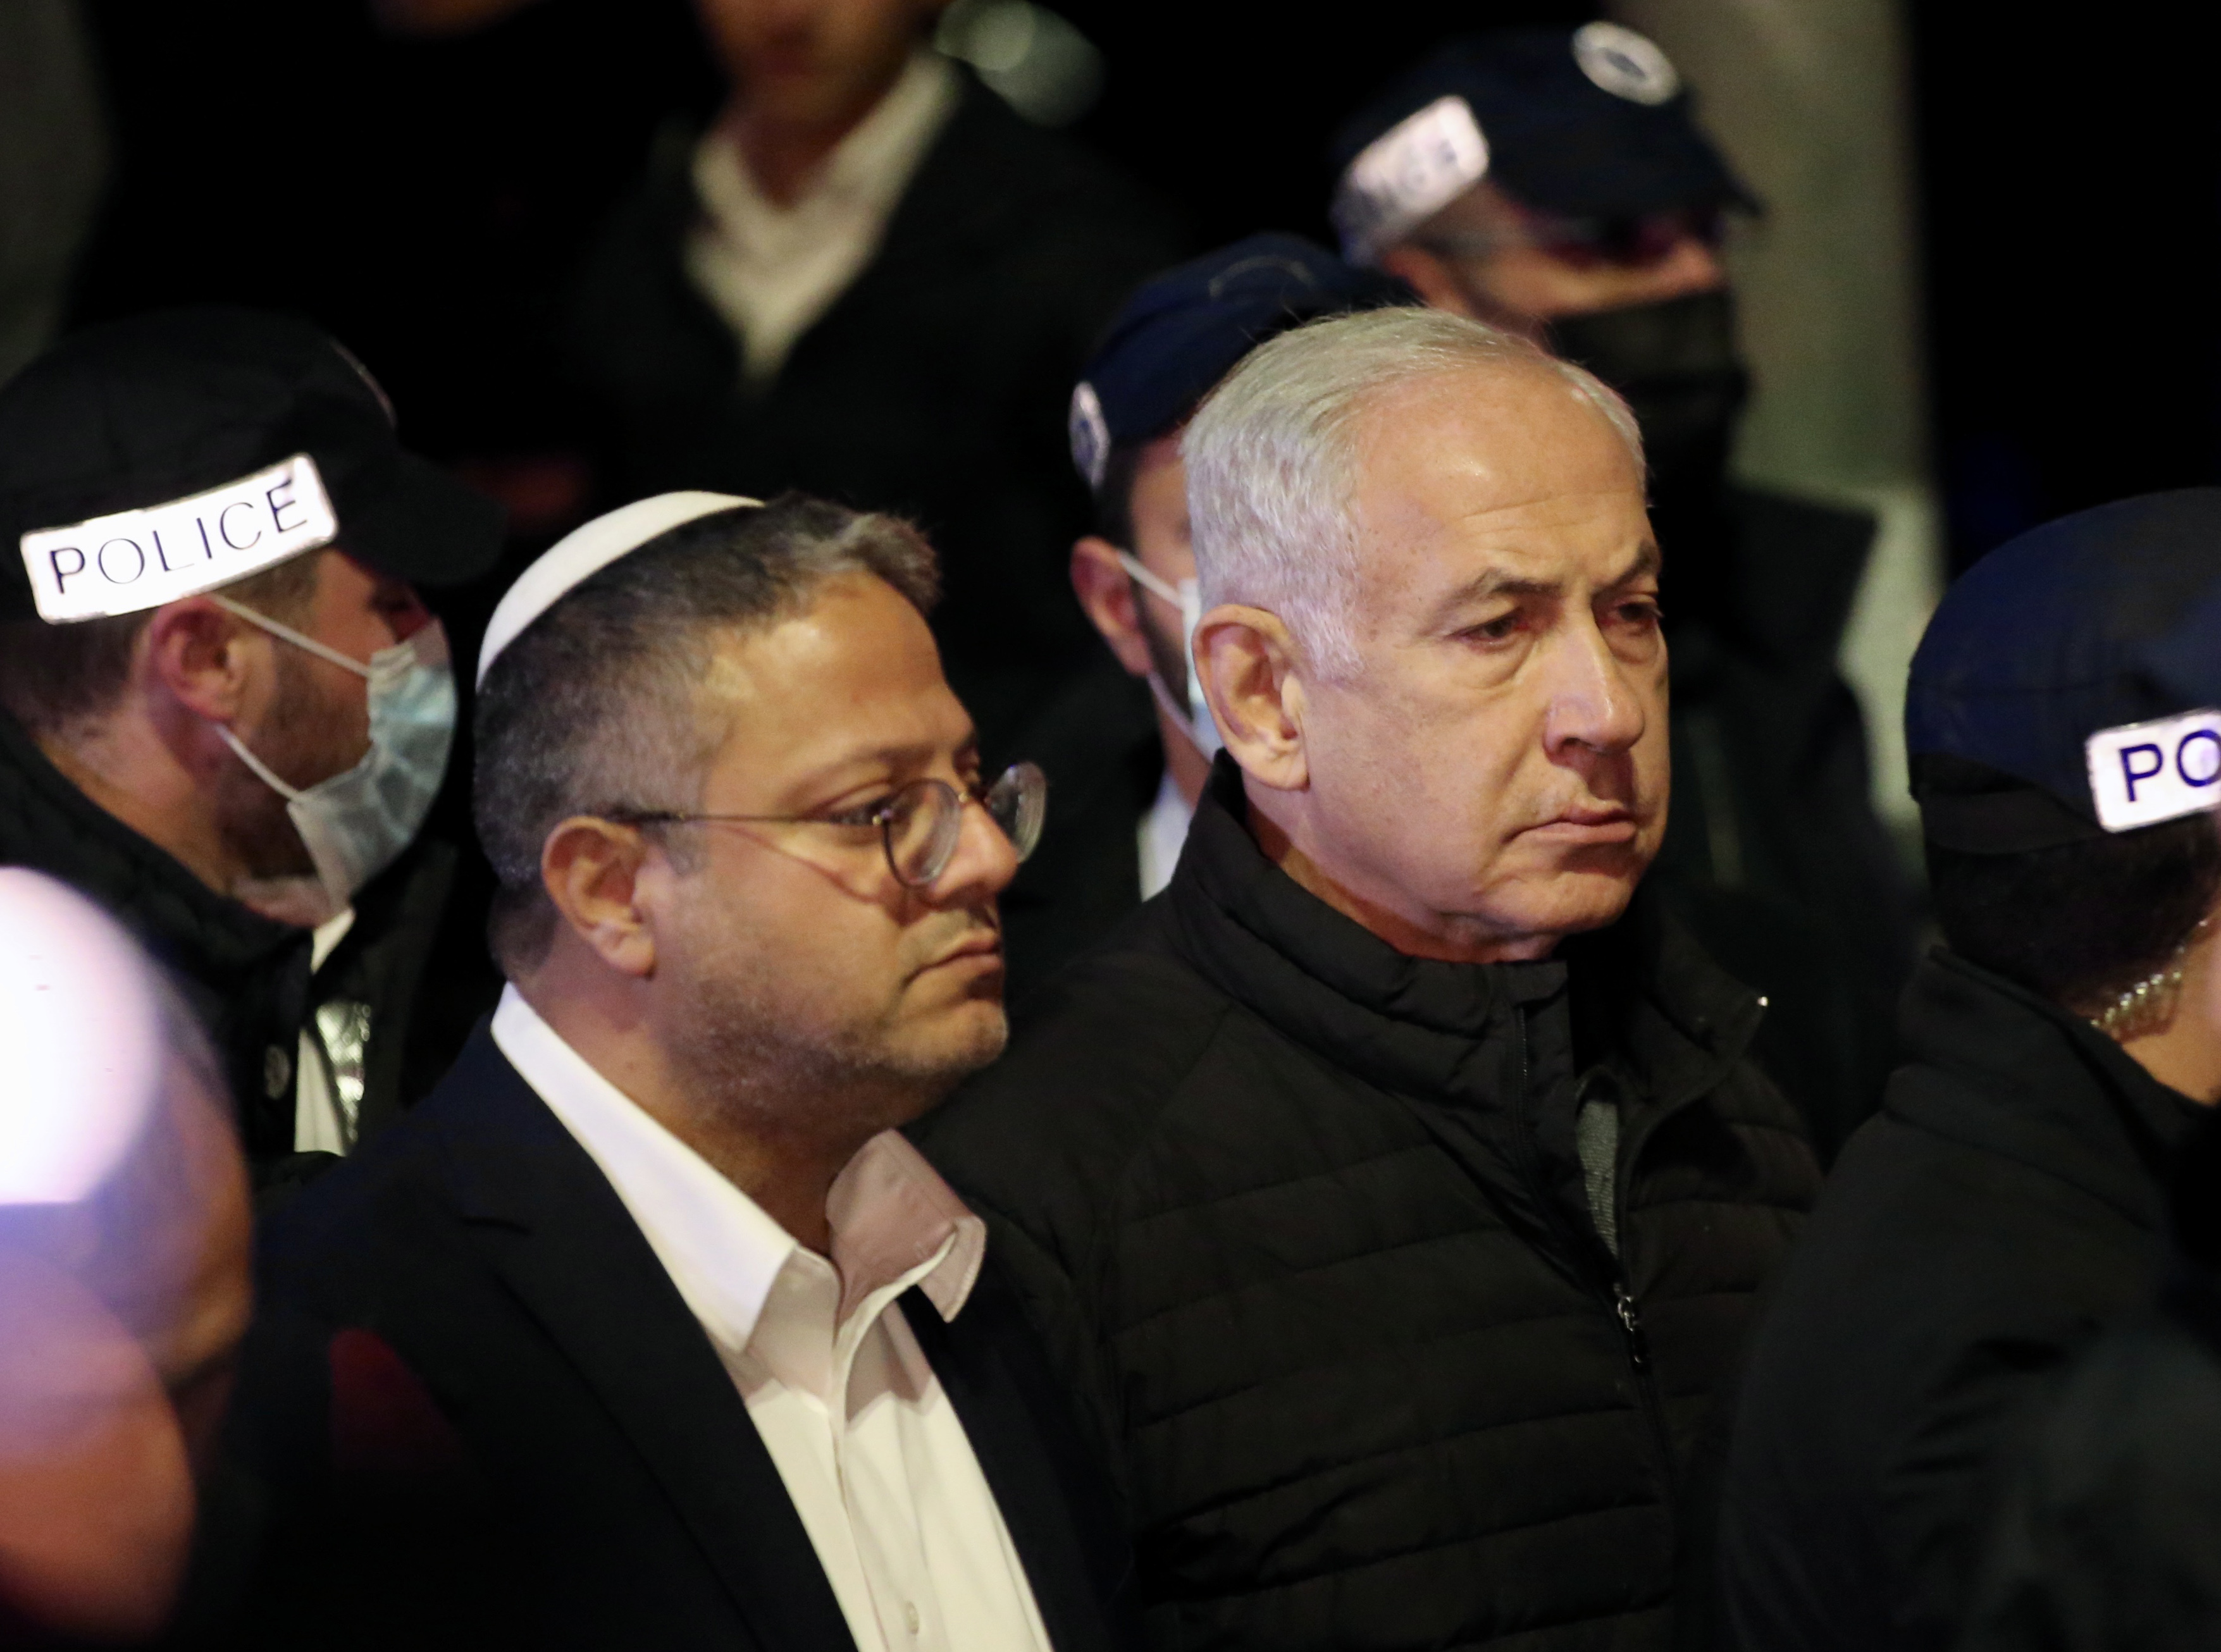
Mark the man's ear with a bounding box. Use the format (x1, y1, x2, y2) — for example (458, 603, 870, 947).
(1377, 243, 1480, 319)
(540, 818, 660, 978)
(1069, 538, 1153, 676)
(1194, 605, 1308, 793)
(139, 600, 261, 724)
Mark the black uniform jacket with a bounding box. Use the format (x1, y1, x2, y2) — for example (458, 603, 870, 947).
(1654, 486, 1915, 1161)
(569, 72, 1182, 768)
(1718, 949, 2206, 1652)
(1955, 1112, 2221, 1652)
(0, 709, 495, 1190)
(915, 758, 1821, 1652)
(224, 1025, 1142, 1652)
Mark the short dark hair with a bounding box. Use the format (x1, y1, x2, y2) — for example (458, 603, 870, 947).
(473, 493, 940, 975)
(1927, 813, 2221, 1015)
(0, 550, 323, 741)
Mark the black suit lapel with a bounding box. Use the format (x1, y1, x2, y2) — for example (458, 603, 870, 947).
(436, 1033, 858, 1652)
(903, 1269, 1141, 1652)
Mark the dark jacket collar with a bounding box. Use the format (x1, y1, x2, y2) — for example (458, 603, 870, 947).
(1165, 756, 1763, 1109)
(1891, 949, 2206, 1230)
(0, 706, 300, 977)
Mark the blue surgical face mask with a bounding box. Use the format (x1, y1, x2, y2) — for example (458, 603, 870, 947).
(208, 594, 455, 918)
(1115, 552, 1222, 760)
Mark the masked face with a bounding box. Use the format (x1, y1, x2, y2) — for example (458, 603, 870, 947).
(1549, 289, 1749, 622)
(208, 596, 456, 920)
(1114, 552, 1222, 760)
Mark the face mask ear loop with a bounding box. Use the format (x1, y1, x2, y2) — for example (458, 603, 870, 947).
(211, 722, 306, 802)
(206, 592, 374, 680)
(1113, 550, 1186, 609)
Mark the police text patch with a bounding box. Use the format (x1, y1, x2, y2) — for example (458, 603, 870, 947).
(2086, 708, 2221, 832)
(21, 453, 338, 625)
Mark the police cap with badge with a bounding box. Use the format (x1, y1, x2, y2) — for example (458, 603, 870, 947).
(1327, 22, 1757, 266)
(1909, 489, 2221, 858)
(1066, 232, 1414, 494)
(0, 306, 502, 627)
(0, 307, 505, 916)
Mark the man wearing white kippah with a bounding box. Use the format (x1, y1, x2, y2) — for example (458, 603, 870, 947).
(225, 492, 1135, 1652)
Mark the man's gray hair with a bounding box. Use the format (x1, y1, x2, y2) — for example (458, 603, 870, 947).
(1181, 306, 1644, 678)
(473, 493, 939, 973)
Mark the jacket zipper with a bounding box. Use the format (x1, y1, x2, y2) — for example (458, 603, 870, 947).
(1511, 1014, 1678, 1497)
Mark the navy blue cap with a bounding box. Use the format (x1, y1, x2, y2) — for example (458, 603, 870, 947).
(1068, 233, 1414, 489)
(1329, 24, 1755, 262)
(1906, 490, 2221, 852)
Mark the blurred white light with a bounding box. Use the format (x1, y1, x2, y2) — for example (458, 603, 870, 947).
(0, 871, 164, 1205)
(938, 0, 1104, 128)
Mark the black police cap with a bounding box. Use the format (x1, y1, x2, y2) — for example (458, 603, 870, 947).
(1907, 489, 2221, 853)
(1329, 24, 1755, 262)
(1068, 233, 1415, 490)
(0, 307, 504, 624)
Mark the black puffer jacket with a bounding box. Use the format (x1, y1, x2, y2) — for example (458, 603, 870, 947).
(1718, 951, 2205, 1652)
(918, 760, 1821, 1651)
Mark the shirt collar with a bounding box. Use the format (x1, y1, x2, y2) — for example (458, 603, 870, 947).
(693, 50, 959, 230)
(490, 984, 986, 1354)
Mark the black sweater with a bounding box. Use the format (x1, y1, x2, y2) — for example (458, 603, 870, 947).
(917, 760, 1819, 1651)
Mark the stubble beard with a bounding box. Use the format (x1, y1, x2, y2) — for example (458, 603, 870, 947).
(214, 646, 365, 882)
(663, 923, 1009, 1155)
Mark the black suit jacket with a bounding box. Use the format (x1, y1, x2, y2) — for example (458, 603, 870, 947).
(224, 1025, 1140, 1652)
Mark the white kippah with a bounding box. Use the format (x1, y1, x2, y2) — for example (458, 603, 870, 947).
(476, 491, 758, 686)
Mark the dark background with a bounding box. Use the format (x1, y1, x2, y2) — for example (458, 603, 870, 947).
(68, 0, 2221, 576)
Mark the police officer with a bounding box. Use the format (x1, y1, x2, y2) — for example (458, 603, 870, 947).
(1718, 490, 2221, 1652)
(0, 307, 505, 1192)
(998, 234, 1410, 988)
(1330, 24, 1914, 1154)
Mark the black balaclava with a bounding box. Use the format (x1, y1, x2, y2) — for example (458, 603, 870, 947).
(1549, 289, 1749, 633)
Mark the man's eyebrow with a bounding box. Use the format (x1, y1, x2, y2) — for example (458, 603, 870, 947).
(1602, 543, 1663, 589)
(1423, 567, 1562, 627)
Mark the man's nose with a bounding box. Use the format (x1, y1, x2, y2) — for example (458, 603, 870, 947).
(1542, 619, 1648, 757)
(929, 791, 1022, 905)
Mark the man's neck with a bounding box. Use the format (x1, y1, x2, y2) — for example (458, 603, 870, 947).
(1241, 778, 1558, 965)
(2115, 930, 2221, 1106)
(1156, 704, 1213, 810)
(724, 53, 916, 209)
(37, 710, 245, 897)
(517, 962, 874, 1254)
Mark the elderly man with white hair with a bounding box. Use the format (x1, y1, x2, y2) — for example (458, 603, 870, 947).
(919, 307, 1822, 1652)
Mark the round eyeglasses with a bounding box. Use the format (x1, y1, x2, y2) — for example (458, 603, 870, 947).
(613, 761, 1047, 890)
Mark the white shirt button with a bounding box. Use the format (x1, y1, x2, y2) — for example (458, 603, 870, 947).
(905, 1601, 920, 1636)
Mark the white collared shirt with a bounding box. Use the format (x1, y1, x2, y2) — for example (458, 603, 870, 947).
(686, 51, 960, 385)
(492, 987, 1052, 1652)
(1135, 768, 1194, 901)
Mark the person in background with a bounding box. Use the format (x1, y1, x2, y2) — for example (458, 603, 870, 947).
(919, 307, 1819, 1652)
(227, 493, 1136, 1651)
(569, 0, 1181, 784)
(1719, 491, 2221, 1652)
(1955, 1105, 2221, 1652)
(0, 308, 505, 1193)
(0, 869, 251, 1644)
(1330, 23, 1914, 1157)
(999, 233, 1412, 988)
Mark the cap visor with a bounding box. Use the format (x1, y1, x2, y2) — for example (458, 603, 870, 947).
(333, 450, 505, 589)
